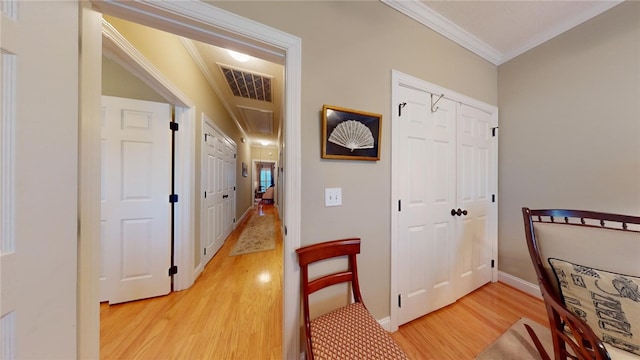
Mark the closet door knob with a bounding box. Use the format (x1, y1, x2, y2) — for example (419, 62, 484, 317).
(451, 208, 468, 216)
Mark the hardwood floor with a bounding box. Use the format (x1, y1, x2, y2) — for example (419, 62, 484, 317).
(391, 282, 548, 360)
(100, 204, 283, 360)
(101, 204, 547, 359)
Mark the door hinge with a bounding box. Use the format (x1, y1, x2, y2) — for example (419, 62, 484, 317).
(204, 248, 207, 256)
(169, 194, 179, 203)
(491, 127, 499, 137)
(398, 200, 402, 212)
(204, 133, 208, 142)
(398, 102, 406, 117)
(233, 218, 236, 223)
(233, 186, 236, 191)
(492, 194, 495, 203)
(169, 122, 179, 131)
(491, 259, 495, 268)
(168, 265, 178, 276)
(284, 226, 287, 236)
(398, 294, 402, 308)
(204, 191, 207, 199)
(234, 154, 237, 159)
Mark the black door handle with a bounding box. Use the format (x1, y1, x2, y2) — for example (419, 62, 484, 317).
(451, 208, 468, 216)
(223, 194, 229, 199)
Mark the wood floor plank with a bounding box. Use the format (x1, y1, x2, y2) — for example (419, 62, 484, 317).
(101, 205, 283, 360)
(391, 282, 548, 360)
(101, 204, 546, 359)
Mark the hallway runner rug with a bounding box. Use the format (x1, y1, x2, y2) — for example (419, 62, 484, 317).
(475, 318, 552, 360)
(229, 212, 275, 256)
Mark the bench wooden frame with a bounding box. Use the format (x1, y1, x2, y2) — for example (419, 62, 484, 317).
(522, 207, 640, 360)
(295, 238, 408, 360)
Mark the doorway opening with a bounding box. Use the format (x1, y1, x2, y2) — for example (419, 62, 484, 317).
(80, 2, 302, 358)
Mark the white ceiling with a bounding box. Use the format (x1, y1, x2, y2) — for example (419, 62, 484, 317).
(382, 0, 624, 65)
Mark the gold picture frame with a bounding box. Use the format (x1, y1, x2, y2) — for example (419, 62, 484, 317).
(321, 104, 382, 161)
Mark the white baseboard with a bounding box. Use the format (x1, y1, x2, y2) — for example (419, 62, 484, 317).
(498, 271, 541, 299)
(237, 206, 252, 228)
(378, 316, 391, 332)
(193, 263, 203, 281)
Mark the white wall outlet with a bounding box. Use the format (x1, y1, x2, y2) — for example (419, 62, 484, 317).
(325, 188, 342, 207)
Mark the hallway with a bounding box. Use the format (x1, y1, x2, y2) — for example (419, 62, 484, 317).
(100, 205, 283, 359)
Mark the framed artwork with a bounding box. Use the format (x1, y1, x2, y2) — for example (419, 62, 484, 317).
(321, 104, 382, 161)
(242, 162, 248, 177)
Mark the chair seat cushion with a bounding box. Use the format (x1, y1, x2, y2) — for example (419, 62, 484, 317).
(310, 302, 409, 360)
(549, 258, 640, 357)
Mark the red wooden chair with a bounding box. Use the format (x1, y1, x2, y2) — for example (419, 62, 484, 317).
(295, 238, 408, 360)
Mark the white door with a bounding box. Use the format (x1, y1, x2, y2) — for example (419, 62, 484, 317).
(397, 86, 458, 324)
(222, 138, 236, 238)
(455, 103, 493, 296)
(1, 2, 79, 357)
(202, 119, 236, 265)
(395, 83, 496, 326)
(101, 96, 172, 304)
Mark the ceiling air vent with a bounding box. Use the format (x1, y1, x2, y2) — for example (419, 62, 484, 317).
(220, 66, 272, 102)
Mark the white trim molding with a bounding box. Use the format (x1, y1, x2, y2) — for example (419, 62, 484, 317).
(381, 0, 502, 65)
(381, 0, 623, 65)
(498, 271, 542, 300)
(173, 106, 196, 292)
(500, 0, 623, 63)
(1, 52, 16, 255)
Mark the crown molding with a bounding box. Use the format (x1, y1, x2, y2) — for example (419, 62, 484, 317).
(381, 0, 624, 66)
(381, 0, 503, 65)
(500, 0, 623, 64)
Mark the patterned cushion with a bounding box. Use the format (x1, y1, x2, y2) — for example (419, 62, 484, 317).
(310, 302, 409, 360)
(549, 258, 640, 356)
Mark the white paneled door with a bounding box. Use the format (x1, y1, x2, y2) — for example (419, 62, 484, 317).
(395, 79, 497, 326)
(101, 96, 172, 304)
(201, 118, 236, 267)
(396, 86, 458, 325)
(455, 103, 494, 297)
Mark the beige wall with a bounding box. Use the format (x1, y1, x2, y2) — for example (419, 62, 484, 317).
(497, 2, 640, 284)
(212, 1, 498, 319)
(102, 56, 166, 102)
(103, 16, 254, 268)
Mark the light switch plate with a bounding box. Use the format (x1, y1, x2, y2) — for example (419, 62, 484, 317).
(325, 188, 342, 207)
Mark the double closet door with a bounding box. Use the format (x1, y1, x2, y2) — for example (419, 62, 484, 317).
(201, 118, 236, 267)
(395, 81, 497, 326)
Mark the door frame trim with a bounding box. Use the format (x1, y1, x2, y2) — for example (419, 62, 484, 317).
(390, 69, 499, 331)
(81, 2, 302, 358)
